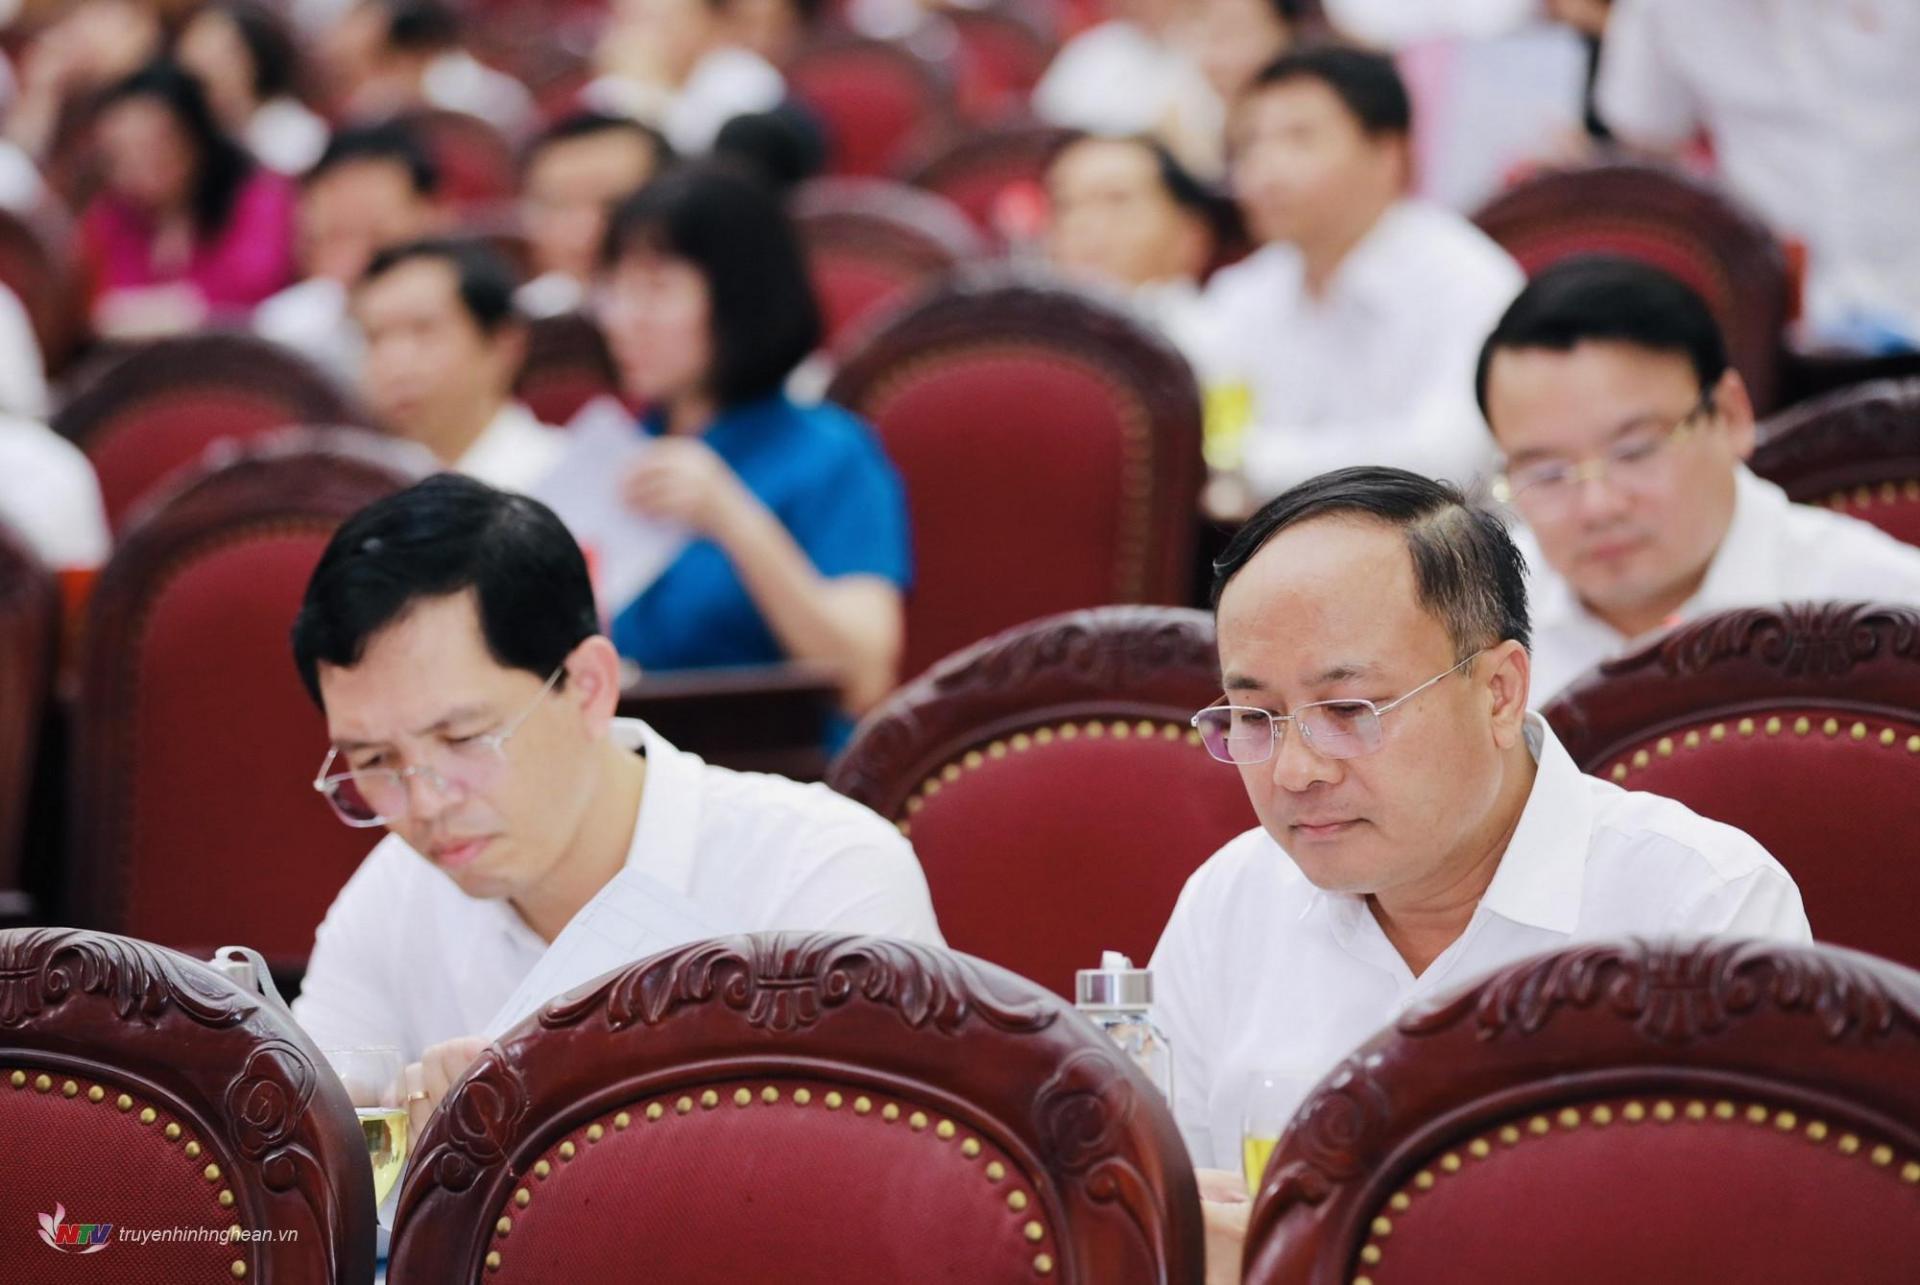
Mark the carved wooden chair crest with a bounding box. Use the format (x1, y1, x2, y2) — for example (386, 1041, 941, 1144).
(1543, 601, 1920, 969)
(1243, 937, 1920, 1284)
(388, 931, 1204, 1283)
(1750, 378, 1920, 547)
(0, 927, 374, 1283)
(829, 606, 1253, 996)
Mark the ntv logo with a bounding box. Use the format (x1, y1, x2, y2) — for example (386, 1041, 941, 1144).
(39, 1204, 113, 1254)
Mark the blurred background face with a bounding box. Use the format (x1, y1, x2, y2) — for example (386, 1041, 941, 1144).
(612, 0, 719, 84)
(1214, 517, 1506, 897)
(177, 8, 257, 128)
(303, 159, 441, 283)
(1196, 0, 1289, 104)
(1045, 137, 1212, 289)
(96, 96, 198, 214)
(356, 257, 520, 458)
(1231, 78, 1403, 250)
(598, 249, 713, 406)
(523, 132, 661, 283)
(317, 592, 597, 903)
(1485, 342, 1753, 628)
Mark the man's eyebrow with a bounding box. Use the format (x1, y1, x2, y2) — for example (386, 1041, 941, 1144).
(1223, 674, 1265, 692)
(1307, 662, 1376, 686)
(332, 703, 494, 752)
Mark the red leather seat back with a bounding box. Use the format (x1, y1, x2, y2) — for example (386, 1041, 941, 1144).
(516, 311, 621, 426)
(831, 607, 1255, 995)
(793, 178, 984, 357)
(1474, 162, 1791, 412)
(903, 123, 1074, 240)
(0, 522, 55, 907)
(1544, 602, 1920, 969)
(389, 933, 1204, 1283)
(786, 38, 953, 178)
(0, 927, 376, 1284)
(1750, 378, 1920, 548)
(69, 431, 427, 972)
(1244, 939, 1920, 1285)
(0, 203, 81, 373)
(828, 279, 1203, 680)
(56, 334, 370, 534)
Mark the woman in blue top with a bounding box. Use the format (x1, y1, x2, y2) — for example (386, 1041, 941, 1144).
(597, 162, 911, 719)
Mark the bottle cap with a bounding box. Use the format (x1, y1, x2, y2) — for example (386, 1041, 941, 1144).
(1075, 951, 1153, 1009)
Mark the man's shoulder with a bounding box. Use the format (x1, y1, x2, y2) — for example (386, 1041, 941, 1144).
(1773, 491, 1920, 596)
(1585, 774, 1792, 890)
(1177, 825, 1311, 911)
(1381, 202, 1524, 295)
(695, 760, 907, 856)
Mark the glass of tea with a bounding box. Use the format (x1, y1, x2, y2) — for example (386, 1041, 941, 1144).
(321, 1047, 410, 1207)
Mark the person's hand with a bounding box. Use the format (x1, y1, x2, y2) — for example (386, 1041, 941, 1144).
(1197, 1167, 1252, 1285)
(400, 1036, 491, 1142)
(620, 439, 751, 540)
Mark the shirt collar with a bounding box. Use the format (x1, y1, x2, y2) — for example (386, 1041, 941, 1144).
(1687, 466, 1787, 612)
(1294, 712, 1591, 936)
(1474, 713, 1592, 934)
(1317, 201, 1417, 310)
(615, 717, 704, 897)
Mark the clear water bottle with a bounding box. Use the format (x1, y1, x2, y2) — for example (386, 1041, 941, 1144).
(1075, 951, 1173, 1101)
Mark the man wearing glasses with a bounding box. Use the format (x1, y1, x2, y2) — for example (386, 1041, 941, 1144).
(288, 475, 941, 1134)
(1479, 256, 1920, 702)
(1148, 466, 1807, 1280)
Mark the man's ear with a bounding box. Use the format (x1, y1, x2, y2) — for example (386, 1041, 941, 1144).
(562, 636, 625, 728)
(1716, 368, 1757, 460)
(1485, 640, 1532, 749)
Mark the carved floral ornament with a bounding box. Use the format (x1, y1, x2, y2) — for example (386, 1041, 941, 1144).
(0, 928, 253, 1031)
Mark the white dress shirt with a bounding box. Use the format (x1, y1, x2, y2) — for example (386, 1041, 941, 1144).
(292, 718, 944, 1060)
(1194, 201, 1522, 500)
(1149, 713, 1809, 1170)
(582, 47, 785, 156)
(1596, 0, 1920, 345)
(1032, 22, 1224, 172)
(0, 281, 48, 420)
(1523, 467, 1920, 702)
(254, 278, 362, 386)
(246, 98, 331, 176)
(0, 413, 109, 571)
(454, 402, 567, 493)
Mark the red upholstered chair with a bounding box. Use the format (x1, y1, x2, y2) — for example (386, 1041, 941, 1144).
(1243, 937, 1920, 1285)
(1541, 602, 1920, 969)
(827, 273, 1204, 679)
(1473, 161, 1791, 413)
(400, 108, 520, 212)
(0, 203, 82, 375)
(785, 36, 955, 178)
(829, 607, 1255, 996)
(515, 310, 622, 426)
(1749, 378, 1920, 547)
(388, 931, 1204, 1283)
(0, 522, 56, 921)
(0, 926, 375, 1283)
(948, 8, 1058, 123)
(792, 178, 986, 357)
(902, 122, 1075, 241)
(54, 333, 373, 534)
(67, 430, 430, 977)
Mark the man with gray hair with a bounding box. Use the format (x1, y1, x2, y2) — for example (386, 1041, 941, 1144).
(1148, 466, 1808, 1281)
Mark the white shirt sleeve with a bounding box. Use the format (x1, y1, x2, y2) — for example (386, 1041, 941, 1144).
(1148, 869, 1223, 1169)
(1669, 865, 1812, 943)
(1594, 0, 1701, 148)
(1322, 0, 1539, 46)
(769, 819, 947, 947)
(0, 283, 48, 420)
(0, 418, 109, 571)
(290, 846, 415, 1057)
(1240, 381, 1500, 499)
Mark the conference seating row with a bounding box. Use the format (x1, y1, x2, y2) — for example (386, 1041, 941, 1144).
(4, 925, 1915, 1282)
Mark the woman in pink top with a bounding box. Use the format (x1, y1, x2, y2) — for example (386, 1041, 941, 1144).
(81, 60, 298, 336)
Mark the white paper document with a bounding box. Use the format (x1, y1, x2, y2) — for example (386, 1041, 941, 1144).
(528, 396, 690, 615)
(482, 863, 726, 1039)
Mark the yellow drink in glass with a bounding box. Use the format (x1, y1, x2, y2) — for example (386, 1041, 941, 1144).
(1242, 1134, 1279, 1196)
(358, 1106, 411, 1205)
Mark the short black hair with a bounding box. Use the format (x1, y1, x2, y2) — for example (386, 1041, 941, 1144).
(712, 106, 827, 193)
(360, 236, 522, 334)
(1247, 44, 1411, 137)
(380, 0, 462, 51)
(307, 119, 440, 195)
(603, 161, 821, 406)
(1213, 466, 1530, 655)
(195, 0, 303, 102)
(1474, 256, 1729, 418)
(525, 111, 672, 173)
(97, 60, 256, 237)
(292, 475, 598, 705)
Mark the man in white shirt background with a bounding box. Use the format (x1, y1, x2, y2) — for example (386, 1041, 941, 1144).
(1478, 257, 1920, 703)
(1149, 465, 1807, 1281)
(0, 282, 109, 578)
(515, 112, 672, 320)
(255, 121, 449, 383)
(1196, 46, 1523, 502)
(1595, 0, 1920, 351)
(289, 475, 943, 1135)
(353, 237, 564, 492)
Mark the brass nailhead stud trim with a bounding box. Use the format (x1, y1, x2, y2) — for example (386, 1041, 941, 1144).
(1007, 1191, 1029, 1211)
(62, 1080, 78, 1098)
(882, 1104, 901, 1123)
(486, 1251, 502, 1271)
(139, 1107, 156, 1124)
(1389, 1194, 1411, 1212)
(533, 1161, 551, 1179)
(1653, 1102, 1676, 1122)
(230, 1261, 247, 1279)
(88, 1086, 104, 1103)
(186, 1142, 203, 1159)
(587, 1124, 604, 1143)
(1685, 1102, 1706, 1121)
(205, 1164, 222, 1182)
(559, 1142, 576, 1160)
(165, 1124, 181, 1141)
(762, 1087, 780, 1105)
(825, 1092, 844, 1110)
(1746, 1105, 1768, 1124)
(1360, 1245, 1383, 1265)
(936, 1120, 955, 1140)
(986, 1162, 1006, 1182)
(909, 1111, 929, 1131)
(1024, 1221, 1044, 1242)
(700, 1090, 719, 1110)
(514, 1188, 531, 1207)
(218, 1191, 234, 1208)
(734, 1089, 753, 1108)
(1371, 1217, 1392, 1237)
(962, 1139, 981, 1158)
(496, 1217, 511, 1236)
(1034, 1253, 1054, 1275)
(794, 1089, 812, 1106)
(854, 1096, 872, 1115)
